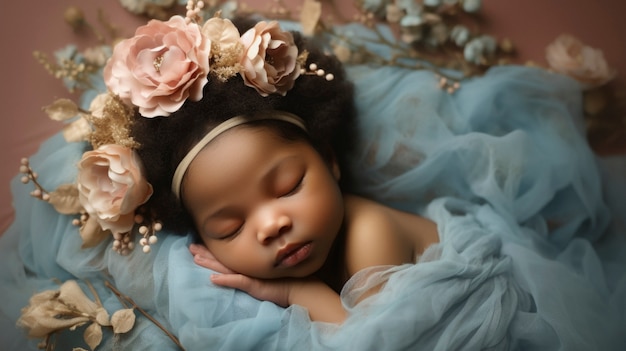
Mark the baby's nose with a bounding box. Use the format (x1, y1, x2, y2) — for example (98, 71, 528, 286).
(257, 213, 292, 244)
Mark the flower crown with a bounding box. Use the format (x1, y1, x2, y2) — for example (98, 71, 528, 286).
(21, 2, 334, 255)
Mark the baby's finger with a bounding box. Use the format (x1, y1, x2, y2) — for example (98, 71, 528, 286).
(210, 274, 253, 291)
(189, 243, 213, 257)
(193, 254, 235, 274)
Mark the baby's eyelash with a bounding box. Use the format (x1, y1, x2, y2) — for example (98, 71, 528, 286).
(283, 175, 304, 197)
(217, 223, 244, 241)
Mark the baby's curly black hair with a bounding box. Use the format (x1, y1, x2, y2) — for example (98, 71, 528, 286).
(131, 17, 357, 234)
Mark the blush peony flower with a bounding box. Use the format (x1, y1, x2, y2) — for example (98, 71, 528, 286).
(239, 21, 301, 96)
(77, 144, 153, 234)
(104, 15, 211, 117)
(546, 34, 616, 89)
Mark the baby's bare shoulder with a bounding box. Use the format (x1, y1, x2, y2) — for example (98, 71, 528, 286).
(342, 195, 416, 275)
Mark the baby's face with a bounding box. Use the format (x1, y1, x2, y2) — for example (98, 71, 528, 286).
(182, 126, 344, 279)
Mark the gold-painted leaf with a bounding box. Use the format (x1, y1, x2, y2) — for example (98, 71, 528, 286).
(111, 308, 136, 334)
(63, 117, 92, 143)
(80, 216, 110, 249)
(43, 98, 79, 121)
(300, 0, 322, 36)
(48, 184, 83, 214)
(83, 322, 103, 351)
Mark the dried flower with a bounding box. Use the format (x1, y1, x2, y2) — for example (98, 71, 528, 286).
(239, 21, 301, 96)
(17, 281, 108, 338)
(17, 289, 88, 338)
(104, 15, 211, 117)
(17, 280, 138, 350)
(546, 34, 616, 89)
(77, 144, 153, 234)
(83, 45, 112, 66)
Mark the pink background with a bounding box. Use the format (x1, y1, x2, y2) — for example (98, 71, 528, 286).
(1, 0, 625, 233)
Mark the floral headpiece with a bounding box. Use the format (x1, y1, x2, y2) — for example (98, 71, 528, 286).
(21, 1, 333, 256)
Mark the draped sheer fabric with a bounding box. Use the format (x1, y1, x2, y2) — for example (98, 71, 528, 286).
(1, 23, 625, 350)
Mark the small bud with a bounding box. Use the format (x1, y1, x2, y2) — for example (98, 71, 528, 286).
(499, 38, 515, 54)
(64, 6, 85, 31)
(134, 214, 144, 224)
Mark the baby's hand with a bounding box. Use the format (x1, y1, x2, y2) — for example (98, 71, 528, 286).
(189, 243, 235, 274)
(189, 243, 303, 307)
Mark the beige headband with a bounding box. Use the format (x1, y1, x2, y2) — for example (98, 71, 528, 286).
(171, 111, 307, 199)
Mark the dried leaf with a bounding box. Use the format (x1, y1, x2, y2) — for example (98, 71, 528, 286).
(63, 117, 92, 142)
(95, 307, 111, 326)
(83, 322, 103, 350)
(48, 184, 83, 214)
(111, 308, 136, 334)
(43, 98, 79, 121)
(80, 216, 110, 249)
(73, 348, 89, 351)
(300, 0, 322, 36)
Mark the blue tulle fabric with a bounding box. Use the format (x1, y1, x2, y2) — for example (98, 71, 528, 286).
(1, 23, 625, 350)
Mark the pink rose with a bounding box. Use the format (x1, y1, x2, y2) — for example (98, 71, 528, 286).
(546, 34, 616, 89)
(239, 21, 300, 96)
(104, 15, 211, 117)
(77, 144, 153, 234)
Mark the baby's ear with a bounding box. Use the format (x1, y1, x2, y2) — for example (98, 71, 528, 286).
(332, 161, 341, 181)
(323, 146, 340, 180)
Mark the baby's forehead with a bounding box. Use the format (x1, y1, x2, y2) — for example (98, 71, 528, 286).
(209, 124, 300, 149)
(182, 139, 310, 207)
(187, 128, 306, 178)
